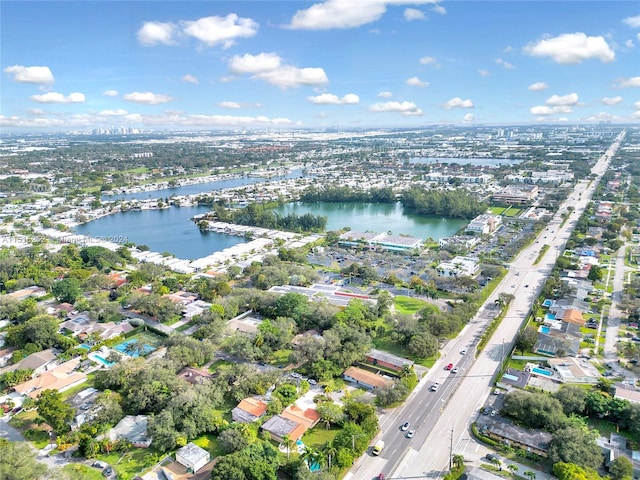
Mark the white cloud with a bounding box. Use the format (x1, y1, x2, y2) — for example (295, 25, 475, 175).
(377, 91, 393, 98)
(4, 65, 54, 84)
(477, 69, 491, 78)
(218, 101, 242, 109)
(419, 56, 440, 68)
(228, 52, 328, 89)
(103, 89, 118, 97)
(462, 113, 475, 123)
(431, 4, 446, 15)
(601, 96, 623, 106)
(625, 39, 635, 48)
(99, 109, 128, 116)
(229, 52, 282, 74)
(181, 14, 259, 48)
(528, 82, 548, 92)
(406, 76, 429, 87)
(443, 97, 474, 109)
(218, 101, 262, 109)
(524, 32, 615, 64)
(123, 91, 172, 105)
(495, 58, 515, 69)
(287, 0, 439, 30)
(182, 74, 199, 84)
(545, 93, 578, 106)
(530, 106, 554, 115)
(615, 76, 640, 88)
(369, 100, 423, 116)
(308, 93, 359, 104)
(404, 8, 426, 21)
(634, 100, 640, 109)
(30, 92, 85, 103)
(623, 15, 640, 28)
(529, 105, 574, 115)
(137, 22, 177, 46)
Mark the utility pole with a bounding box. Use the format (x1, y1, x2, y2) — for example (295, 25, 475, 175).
(449, 426, 454, 470)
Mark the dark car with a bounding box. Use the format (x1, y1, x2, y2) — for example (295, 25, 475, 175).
(102, 466, 114, 478)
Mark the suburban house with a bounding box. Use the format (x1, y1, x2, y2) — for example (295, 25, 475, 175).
(165, 291, 199, 305)
(6, 286, 47, 301)
(364, 349, 414, 372)
(178, 366, 213, 385)
(261, 415, 307, 443)
(13, 358, 87, 399)
(107, 415, 152, 448)
(343, 366, 394, 390)
(614, 383, 640, 404)
(598, 433, 640, 479)
(477, 418, 552, 457)
(0, 348, 57, 376)
(182, 300, 213, 319)
(561, 308, 586, 327)
(547, 357, 600, 384)
(281, 405, 320, 430)
(176, 442, 210, 473)
(232, 397, 268, 423)
(0, 347, 17, 368)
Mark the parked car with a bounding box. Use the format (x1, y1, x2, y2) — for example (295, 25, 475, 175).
(482, 406, 491, 415)
(486, 453, 501, 463)
(445, 363, 454, 370)
(92, 461, 107, 469)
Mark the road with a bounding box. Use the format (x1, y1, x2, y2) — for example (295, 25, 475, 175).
(348, 132, 625, 480)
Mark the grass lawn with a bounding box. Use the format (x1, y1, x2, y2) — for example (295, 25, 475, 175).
(23, 428, 51, 449)
(489, 207, 507, 215)
(60, 378, 95, 402)
(61, 464, 104, 480)
(95, 447, 163, 480)
(373, 336, 437, 368)
(175, 321, 197, 332)
(8, 409, 39, 430)
(192, 432, 225, 458)
(394, 296, 431, 315)
(302, 426, 340, 450)
(589, 418, 640, 445)
(271, 349, 293, 367)
(208, 359, 234, 373)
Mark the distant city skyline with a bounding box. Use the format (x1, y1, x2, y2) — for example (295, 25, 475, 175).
(1, 1, 639, 132)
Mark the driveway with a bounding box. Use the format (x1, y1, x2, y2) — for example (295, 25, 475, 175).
(0, 415, 27, 442)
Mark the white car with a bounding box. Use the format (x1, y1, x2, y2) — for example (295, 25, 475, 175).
(460, 349, 467, 355)
(451, 367, 459, 374)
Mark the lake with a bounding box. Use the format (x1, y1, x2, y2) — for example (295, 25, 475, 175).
(273, 202, 466, 239)
(74, 205, 248, 260)
(104, 170, 306, 201)
(75, 201, 467, 260)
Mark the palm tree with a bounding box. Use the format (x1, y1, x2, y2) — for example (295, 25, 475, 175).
(301, 445, 323, 471)
(452, 454, 465, 469)
(324, 441, 338, 471)
(282, 434, 295, 460)
(507, 464, 519, 476)
(524, 470, 536, 480)
(323, 384, 333, 400)
(124, 339, 148, 357)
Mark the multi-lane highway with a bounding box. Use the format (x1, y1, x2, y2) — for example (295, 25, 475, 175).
(348, 132, 625, 480)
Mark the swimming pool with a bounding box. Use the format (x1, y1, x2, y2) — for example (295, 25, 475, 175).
(539, 326, 550, 334)
(545, 313, 556, 321)
(92, 354, 114, 367)
(503, 373, 520, 382)
(78, 344, 91, 350)
(532, 367, 552, 376)
(114, 338, 155, 357)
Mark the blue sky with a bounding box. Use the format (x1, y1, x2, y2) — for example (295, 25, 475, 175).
(1, 1, 639, 131)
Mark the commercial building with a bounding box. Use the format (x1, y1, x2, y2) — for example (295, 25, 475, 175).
(436, 256, 480, 277)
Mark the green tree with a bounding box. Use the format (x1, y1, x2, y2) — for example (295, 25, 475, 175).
(36, 389, 74, 434)
(218, 428, 249, 454)
(554, 385, 587, 415)
(553, 462, 602, 480)
(52, 277, 82, 304)
(0, 439, 48, 480)
(610, 456, 633, 480)
(548, 425, 602, 469)
(587, 265, 603, 282)
(514, 327, 538, 355)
